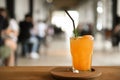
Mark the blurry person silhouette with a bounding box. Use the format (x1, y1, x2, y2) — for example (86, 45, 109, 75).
(29, 25, 39, 59)
(112, 24, 120, 51)
(0, 8, 18, 66)
(36, 20, 48, 55)
(19, 14, 39, 59)
(18, 14, 33, 57)
(46, 24, 54, 43)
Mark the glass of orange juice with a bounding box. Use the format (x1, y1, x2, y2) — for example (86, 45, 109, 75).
(70, 35, 94, 73)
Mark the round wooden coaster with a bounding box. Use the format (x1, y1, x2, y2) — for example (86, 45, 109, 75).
(50, 67, 102, 80)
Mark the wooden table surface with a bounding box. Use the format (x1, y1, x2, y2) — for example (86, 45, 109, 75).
(0, 66, 120, 80)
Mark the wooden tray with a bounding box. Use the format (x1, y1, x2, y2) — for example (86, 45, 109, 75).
(50, 67, 102, 80)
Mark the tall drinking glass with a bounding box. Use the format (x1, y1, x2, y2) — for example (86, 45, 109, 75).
(70, 35, 94, 73)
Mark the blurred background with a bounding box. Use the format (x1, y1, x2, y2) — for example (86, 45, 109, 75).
(0, 0, 120, 66)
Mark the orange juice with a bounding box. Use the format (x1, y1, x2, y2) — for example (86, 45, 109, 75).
(70, 35, 94, 71)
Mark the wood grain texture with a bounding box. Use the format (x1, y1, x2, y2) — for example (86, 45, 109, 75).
(0, 66, 120, 80)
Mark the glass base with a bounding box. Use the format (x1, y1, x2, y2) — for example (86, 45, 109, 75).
(72, 67, 92, 73)
(72, 67, 80, 73)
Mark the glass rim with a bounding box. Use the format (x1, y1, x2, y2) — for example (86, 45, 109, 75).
(70, 35, 94, 40)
